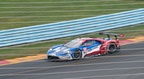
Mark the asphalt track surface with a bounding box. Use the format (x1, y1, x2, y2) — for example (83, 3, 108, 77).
(0, 42, 144, 79)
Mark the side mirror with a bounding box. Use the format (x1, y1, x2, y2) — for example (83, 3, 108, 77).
(64, 41, 67, 44)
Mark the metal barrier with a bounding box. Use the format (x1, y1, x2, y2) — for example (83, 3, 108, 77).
(0, 8, 144, 47)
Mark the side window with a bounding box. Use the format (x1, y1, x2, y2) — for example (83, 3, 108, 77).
(94, 40, 102, 44)
(82, 40, 95, 46)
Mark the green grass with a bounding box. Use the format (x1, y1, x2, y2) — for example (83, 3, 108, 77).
(0, 0, 144, 30)
(0, 0, 144, 60)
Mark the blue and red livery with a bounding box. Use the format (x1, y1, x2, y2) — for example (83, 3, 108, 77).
(46, 32, 124, 61)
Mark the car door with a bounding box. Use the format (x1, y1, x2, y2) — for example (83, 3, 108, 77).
(82, 40, 100, 54)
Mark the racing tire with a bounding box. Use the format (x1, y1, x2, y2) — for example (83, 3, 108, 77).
(108, 43, 117, 54)
(73, 50, 82, 60)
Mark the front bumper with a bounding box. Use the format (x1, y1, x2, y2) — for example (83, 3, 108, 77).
(48, 55, 60, 60)
(47, 55, 72, 61)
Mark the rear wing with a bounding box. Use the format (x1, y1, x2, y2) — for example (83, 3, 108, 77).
(99, 32, 124, 40)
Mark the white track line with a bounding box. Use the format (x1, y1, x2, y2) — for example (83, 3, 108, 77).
(64, 73, 144, 79)
(0, 66, 144, 76)
(1, 59, 144, 70)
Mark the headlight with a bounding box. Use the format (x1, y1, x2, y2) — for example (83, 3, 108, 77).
(47, 48, 52, 52)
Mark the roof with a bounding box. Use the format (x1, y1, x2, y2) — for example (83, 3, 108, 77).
(75, 37, 104, 42)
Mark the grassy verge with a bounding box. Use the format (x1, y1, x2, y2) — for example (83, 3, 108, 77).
(0, 24, 143, 60)
(0, 0, 144, 30)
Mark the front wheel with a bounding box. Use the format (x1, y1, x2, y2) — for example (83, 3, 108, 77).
(73, 50, 82, 60)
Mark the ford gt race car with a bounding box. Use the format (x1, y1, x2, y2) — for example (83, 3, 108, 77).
(46, 32, 124, 61)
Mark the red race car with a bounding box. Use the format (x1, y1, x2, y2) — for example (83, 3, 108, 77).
(47, 32, 124, 60)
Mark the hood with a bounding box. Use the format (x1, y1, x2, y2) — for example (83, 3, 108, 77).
(47, 44, 72, 56)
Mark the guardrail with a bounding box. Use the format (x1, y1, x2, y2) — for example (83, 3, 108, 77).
(0, 8, 144, 47)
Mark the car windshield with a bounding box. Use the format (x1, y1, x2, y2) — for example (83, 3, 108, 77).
(64, 39, 83, 48)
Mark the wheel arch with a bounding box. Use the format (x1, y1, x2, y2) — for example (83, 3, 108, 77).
(71, 48, 83, 59)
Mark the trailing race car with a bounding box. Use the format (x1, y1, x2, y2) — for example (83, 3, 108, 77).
(46, 32, 124, 61)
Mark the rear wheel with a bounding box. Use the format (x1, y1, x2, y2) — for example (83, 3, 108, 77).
(73, 50, 82, 59)
(108, 43, 117, 54)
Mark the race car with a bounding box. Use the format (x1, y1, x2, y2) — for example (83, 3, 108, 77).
(46, 32, 124, 61)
